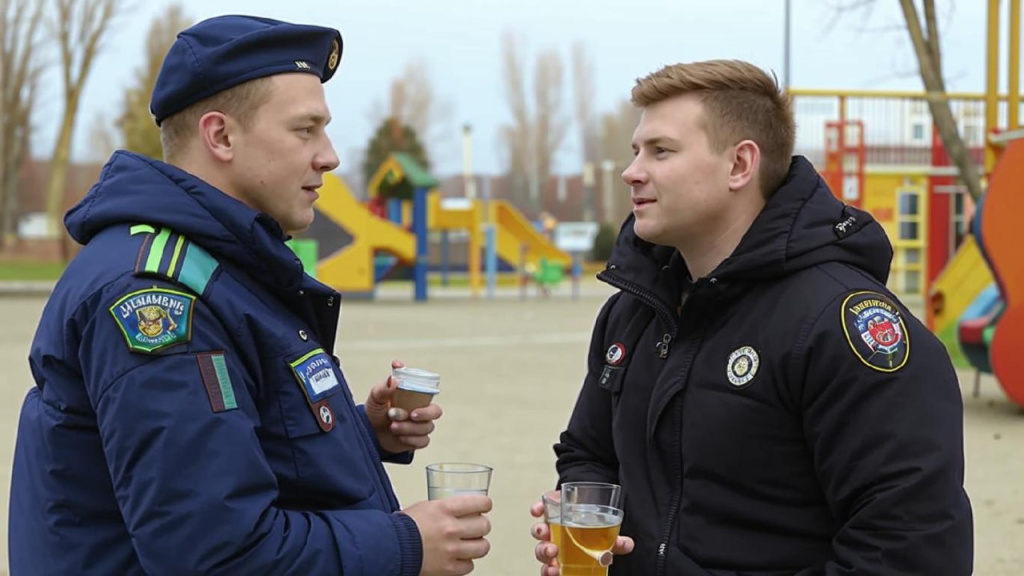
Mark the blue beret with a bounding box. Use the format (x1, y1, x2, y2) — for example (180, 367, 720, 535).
(151, 15, 343, 125)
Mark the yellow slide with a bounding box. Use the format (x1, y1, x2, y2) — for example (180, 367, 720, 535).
(491, 200, 571, 269)
(928, 234, 993, 358)
(305, 173, 571, 294)
(314, 173, 416, 293)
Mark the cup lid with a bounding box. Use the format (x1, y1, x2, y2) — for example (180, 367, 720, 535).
(393, 366, 440, 392)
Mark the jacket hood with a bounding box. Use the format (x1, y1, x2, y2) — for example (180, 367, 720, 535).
(66, 150, 308, 293)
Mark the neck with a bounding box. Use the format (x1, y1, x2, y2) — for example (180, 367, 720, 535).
(677, 192, 766, 279)
(174, 155, 241, 203)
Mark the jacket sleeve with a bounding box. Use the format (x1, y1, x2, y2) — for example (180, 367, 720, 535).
(81, 277, 421, 576)
(554, 292, 622, 485)
(357, 404, 415, 465)
(791, 291, 973, 575)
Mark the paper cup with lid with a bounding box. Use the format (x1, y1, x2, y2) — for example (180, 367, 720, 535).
(391, 366, 440, 412)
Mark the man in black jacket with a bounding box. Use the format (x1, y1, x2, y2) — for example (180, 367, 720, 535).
(530, 60, 973, 575)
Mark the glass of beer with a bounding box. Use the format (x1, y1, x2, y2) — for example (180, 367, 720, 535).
(558, 482, 623, 576)
(542, 489, 563, 553)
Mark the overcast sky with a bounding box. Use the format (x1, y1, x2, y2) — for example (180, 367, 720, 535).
(30, 0, 996, 176)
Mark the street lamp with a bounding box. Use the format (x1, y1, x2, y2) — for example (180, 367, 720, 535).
(783, 0, 792, 89)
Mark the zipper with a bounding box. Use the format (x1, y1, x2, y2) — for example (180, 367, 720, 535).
(658, 334, 672, 359)
(600, 264, 713, 574)
(655, 399, 686, 576)
(597, 267, 678, 358)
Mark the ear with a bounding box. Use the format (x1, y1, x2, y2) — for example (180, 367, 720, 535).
(197, 111, 234, 162)
(728, 140, 760, 192)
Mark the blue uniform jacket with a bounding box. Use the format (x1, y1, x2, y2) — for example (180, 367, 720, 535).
(9, 151, 422, 575)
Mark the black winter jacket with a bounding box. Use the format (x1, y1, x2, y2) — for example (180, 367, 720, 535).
(555, 156, 973, 575)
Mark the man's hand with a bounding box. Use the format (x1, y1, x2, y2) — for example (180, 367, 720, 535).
(529, 498, 635, 575)
(364, 360, 443, 455)
(401, 495, 492, 576)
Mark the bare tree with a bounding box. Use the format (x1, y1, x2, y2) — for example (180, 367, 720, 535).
(572, 42, 599, 220)
(600, 100, 642, 223)
(368, 59, 453, 166)
(119, 2, 191, 160)
(499, 31, 533, 210)
(599, 101, 641, 176)
(832, 0, 983, 201)
(84, 112, 118, 163)
(898, 0, 982, 201)
(0, 0, 45, 248)
(533, 49, 569, 207)
(572, 42, 598, 163)
(498, 32, 570, 214)
(43, 0, 123, 240)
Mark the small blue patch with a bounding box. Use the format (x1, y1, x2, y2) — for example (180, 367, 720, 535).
(109, 288, 195, 354)
(289, 348, 341, 402)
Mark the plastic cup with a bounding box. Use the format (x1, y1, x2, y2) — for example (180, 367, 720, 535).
(426, 462, 492, 500)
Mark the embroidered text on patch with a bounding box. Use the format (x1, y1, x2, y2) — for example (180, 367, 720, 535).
(727, 346, 760, 387)
(288, 348, 342, 432)
(109, 288, 194, 353)
(290, 349, 341, 400)
(841, 291, 910, 372)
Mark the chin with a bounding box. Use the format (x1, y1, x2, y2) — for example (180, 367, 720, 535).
(633, 220, 663, 245)
(285, 211, 316, 234)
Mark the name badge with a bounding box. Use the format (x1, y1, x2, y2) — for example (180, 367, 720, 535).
(289, 348, 341, 402)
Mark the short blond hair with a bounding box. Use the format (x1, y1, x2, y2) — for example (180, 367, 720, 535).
(631, 60, 795, 196)
(159, 77, 273, 162)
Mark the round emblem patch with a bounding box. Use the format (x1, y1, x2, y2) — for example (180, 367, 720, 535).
(727, 346, 760, 387)
(606, 343, 626, 366)
(319, 405, 333, 426)
(841, 291, 910, 372)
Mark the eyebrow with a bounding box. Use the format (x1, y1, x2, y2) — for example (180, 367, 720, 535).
(631, 136, 678, 150)
(296, 113, 331, 126)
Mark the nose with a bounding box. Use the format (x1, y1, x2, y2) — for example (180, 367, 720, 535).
(621, 156, 647, 187)
(315, 137, 341, 173)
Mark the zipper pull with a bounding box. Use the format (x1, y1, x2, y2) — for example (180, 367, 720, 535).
(658, 542, 667, 557)
(658, 334, 672, 359)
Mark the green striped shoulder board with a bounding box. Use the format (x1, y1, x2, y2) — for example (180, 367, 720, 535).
(130, 224, 219, 297)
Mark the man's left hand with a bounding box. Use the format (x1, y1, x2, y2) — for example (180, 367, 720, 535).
(364, 360, 443, 454)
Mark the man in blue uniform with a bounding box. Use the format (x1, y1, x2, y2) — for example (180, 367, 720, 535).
(10, 15, 491, 576)
(530, 60, 973, 575)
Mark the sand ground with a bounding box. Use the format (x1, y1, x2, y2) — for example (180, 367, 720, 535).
(1, 282, 1020, 575)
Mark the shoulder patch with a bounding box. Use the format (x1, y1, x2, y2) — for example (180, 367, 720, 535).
(841, 291, 909, 372)
(133, 226, 219, 297)
(109, 287, 195, 353)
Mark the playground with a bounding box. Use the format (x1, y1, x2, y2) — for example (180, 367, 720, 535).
(294, 151, 584, 302)
(4, 3, 1024, 573)
(1, 290, 1023, 576)
(286, 115, 1024, 412)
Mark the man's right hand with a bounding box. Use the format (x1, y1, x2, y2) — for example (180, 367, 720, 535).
(529, 499, 635, 576)
(401, 494, 492, 576)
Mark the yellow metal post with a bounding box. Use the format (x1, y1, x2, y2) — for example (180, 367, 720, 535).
(987, 0, 1002, 174)
(838, 95, 847, 200)
(469, 206, 482, 297)
(1011, 0, 1021, 131)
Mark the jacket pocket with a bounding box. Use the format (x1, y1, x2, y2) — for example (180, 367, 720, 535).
(268, 348, 375, 505)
